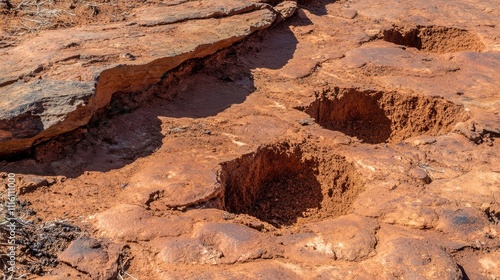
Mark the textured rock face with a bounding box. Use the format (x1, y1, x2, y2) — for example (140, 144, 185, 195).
(94, 204, 193, 242)
(0, 80, 95, 154)
(0, 0, 290, 157)
(284, 215, 379, 263)
(58, 237, 125, 280)
(154, 222, 276, 264)
(375, 237, 463, 280)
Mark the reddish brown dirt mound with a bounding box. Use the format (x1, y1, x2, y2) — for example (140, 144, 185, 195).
(219, 143, 364, 227)
(383, 26, 485, 53)
(301, 88, 469, 144)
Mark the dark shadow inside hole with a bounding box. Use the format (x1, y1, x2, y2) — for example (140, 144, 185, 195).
(221, 145, 323, 227)
(383, 26, 485, 53)
(305, 90, 392, 144)
(457, 264, 470, 280)
(383, 28, 422, 50)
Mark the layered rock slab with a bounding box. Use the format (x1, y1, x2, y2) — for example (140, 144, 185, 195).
(0, 1, 286, 157)
(57, 236, 125, 280)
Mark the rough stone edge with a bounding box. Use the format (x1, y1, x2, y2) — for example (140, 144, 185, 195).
(0, 7, 281, 157)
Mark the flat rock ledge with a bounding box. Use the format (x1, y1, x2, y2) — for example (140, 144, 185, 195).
(0, 0, 296, 157)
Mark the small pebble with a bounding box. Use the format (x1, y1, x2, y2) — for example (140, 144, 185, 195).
(120, 52, 136, 60)
(299, 118, 314, 126)
(409, 168, 432, 184)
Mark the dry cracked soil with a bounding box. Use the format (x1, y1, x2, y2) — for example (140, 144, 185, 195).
(1, 0, 500, 279)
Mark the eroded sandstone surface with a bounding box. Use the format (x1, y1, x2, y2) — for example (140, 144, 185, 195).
(0, 0, 293, 157)
(1, 0, 499, 279)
